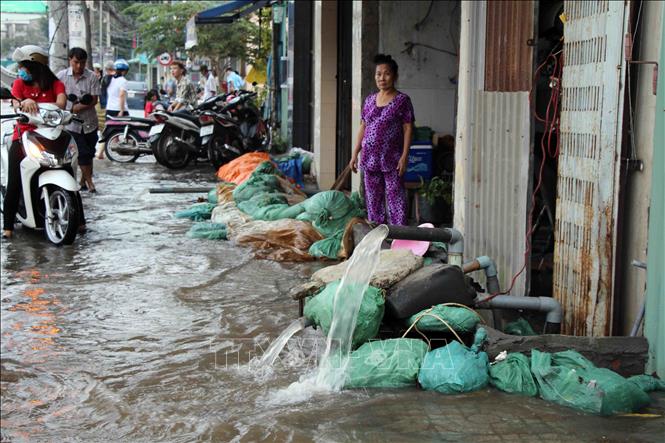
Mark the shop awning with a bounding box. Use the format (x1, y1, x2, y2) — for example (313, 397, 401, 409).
(195, 0, 271, 25)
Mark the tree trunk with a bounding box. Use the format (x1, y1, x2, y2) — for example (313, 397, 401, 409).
(48, 0, 69, 73)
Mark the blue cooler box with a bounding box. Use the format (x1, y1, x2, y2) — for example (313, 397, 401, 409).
(404, 144, 433, 182)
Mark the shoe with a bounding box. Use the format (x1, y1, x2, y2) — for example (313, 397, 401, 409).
(88, 186, 97, 194)
(2, 230, 12, 239)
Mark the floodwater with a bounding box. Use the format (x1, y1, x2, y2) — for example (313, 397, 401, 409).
(2, 160, 664, 442)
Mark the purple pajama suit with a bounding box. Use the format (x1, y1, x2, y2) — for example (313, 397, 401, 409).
(360, 91, 415, 225)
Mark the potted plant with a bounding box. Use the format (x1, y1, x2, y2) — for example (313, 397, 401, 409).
(417, 176, 453, 224)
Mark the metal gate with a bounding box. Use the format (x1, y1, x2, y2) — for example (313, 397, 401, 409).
(554, 0, 629, 336)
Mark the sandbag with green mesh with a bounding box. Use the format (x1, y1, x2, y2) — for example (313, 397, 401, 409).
(247, 203, 306, 221)
(488, 352, 538, 396)
(407, 305, 480, 333)
(208, 188, 218, 204)
(628, 374, 665, 392)
(297, 190, 365, 237)
(530, 349, 650, 415)
(504, 317, 537, 336)
(309, 230, 344, 259)
(303, 280, 384, 349)
(344, 338, 429, 389)
(186, 222, 228, 240)
(418, 328, 489, 394)
(174, 203, 216, 221)
(232, 170, 283, 203)
(236, 193, 288, 218)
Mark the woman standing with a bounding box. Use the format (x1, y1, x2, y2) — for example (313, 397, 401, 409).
(349, 54, 414, 226)
(3, 45, 67, 239)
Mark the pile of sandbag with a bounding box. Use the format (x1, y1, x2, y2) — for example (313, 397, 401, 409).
(177, 154, 366, 261)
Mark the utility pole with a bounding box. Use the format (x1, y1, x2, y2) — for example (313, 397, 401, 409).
(48, 0, 69, 72)
(99, 2, 103, 66)
(83, 2, 92, 68)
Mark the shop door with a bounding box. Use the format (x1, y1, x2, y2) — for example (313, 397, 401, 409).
(335, 0, 353, 189)
(554, 0, 629, 336)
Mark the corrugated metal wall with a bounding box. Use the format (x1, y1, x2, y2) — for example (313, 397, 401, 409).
(555, 0, 628, 336)
(485, 0, 534, 92)
(455, 1, 534, 297)
(468, 92, 531, 294)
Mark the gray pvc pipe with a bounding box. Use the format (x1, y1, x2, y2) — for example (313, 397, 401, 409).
(481, 295, 563, 324)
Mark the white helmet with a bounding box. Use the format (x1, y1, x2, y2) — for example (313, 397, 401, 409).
(12, 45, 49, 65)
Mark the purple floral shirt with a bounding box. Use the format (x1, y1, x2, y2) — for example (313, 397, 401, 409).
(360, 91, 415, 172)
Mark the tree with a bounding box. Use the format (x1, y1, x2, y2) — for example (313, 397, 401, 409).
(122, 1, 270, 71)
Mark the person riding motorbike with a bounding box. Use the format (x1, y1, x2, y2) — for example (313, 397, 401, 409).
(3, 45, 67, 239)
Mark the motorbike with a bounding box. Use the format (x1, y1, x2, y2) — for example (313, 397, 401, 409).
(207, 89, 271, 170)
(100, 114, 156, 163)
(148, 99, 215, 170)
(0, 87, 84, 245)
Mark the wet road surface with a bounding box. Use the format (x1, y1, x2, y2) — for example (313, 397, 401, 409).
(2, 160, 664, 442)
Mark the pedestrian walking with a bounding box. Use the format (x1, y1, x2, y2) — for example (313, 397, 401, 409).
(200, 65, 217, 102)
(3, 45, 67, 239)
(105, 59, 129, 118)
(349, 54, 414, 226)
(99, 61, 115, 109)
(168, 61, 196, 112)
(57, 47, 101, 193)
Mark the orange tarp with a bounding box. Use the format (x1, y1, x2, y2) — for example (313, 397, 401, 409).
(216, 152, 272, 184)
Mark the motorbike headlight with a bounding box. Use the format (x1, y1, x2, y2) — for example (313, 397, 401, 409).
(64, 138, 78, 163)
(40, 109, 63, 127)
(24, 138, 58, 167)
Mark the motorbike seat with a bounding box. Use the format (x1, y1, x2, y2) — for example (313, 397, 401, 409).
(166, 110, 200, 123)
(107, 116, 154, 125)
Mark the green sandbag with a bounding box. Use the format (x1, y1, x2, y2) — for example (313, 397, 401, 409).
(531, 350, 650, 415)
(236, 193, 288, 217)
(407, 305, 480, 333)
(249, 203, 306, 221)
(298, 190, 365, 237)
(489, 352, 538, 396)
(504, 317, 537, 336)
(309, 230, 344, 259)
(303, 280, 384, 349)
(208, 188, 218, 204)
(418, 328, 489, 394)
(232, 173, 283, 203)
(174, 203, 216, 221)
(345, 339, 429, 389)
(628, 374, 665, 392)
(186, 222, 228, 240)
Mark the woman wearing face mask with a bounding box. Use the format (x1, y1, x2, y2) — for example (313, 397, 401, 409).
(349, 54, 414, 226)
(3, 45, 67, 239)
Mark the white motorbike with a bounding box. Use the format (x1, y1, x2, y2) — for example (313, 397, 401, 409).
(0, 87, 84, 245)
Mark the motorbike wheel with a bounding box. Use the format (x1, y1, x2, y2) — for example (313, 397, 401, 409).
(208, 134, 239, 170)
(44, 187, 79, 246)
(157, 130, 191, 169)
(105, 130, 141, 163)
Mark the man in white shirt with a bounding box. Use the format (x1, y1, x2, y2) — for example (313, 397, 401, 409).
(200, 65, 217, 102)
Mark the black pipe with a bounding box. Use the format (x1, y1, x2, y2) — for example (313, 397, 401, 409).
(385, 224, 453, 243)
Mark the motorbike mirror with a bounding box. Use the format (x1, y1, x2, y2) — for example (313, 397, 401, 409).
(80, 94, 93, 105)
(159, 89, 167, 95)
(0, 87, 15, 100)
(67, 93, 78, 102)
(252, 81, 258, 87)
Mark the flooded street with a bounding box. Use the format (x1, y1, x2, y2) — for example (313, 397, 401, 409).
(2, 160, 664, 442)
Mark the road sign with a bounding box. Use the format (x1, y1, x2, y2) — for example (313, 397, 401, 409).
(158, 52, 173, 66)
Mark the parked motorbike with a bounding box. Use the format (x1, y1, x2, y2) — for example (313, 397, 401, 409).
(100, 114, 156, 163)
(149, 99, 215, 169)
(207, 90, 271, 169)
(0, 87, 84, 245)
